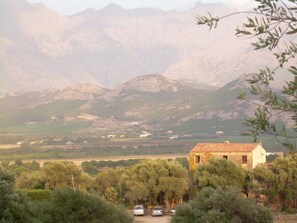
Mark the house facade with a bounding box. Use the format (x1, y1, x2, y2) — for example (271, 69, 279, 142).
(189, 141, 266, 171)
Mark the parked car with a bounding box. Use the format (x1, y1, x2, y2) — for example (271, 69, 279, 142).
(152, 206, 164, 216)
(170, 208, 176, 216)
(133, 205, 146, 216)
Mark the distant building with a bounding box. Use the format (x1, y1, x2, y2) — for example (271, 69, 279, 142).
(169, 135, 179, 140)
(189, 141, 266, 171)
(140, 131, 151, 138)
(216, 131, 224, 137)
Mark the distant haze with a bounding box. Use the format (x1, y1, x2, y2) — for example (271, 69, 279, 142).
(0, 0, 289, 93)
(26, 0, 256, 15)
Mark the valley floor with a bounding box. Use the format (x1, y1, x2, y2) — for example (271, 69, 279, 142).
(21, 153, 188, 167)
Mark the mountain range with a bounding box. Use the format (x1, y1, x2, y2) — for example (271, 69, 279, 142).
(0, 74, 265, 137)
(1, 0, 285, 94)
(1, 73, 294, 138)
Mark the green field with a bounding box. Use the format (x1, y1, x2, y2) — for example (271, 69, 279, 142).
(0, 135, 294, 161)
(0, 122, 90, 135)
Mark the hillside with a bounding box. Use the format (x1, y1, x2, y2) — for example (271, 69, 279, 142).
(0, 74, 260, 137)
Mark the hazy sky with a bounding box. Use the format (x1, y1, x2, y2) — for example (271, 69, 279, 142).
(26, 0, 255, 15)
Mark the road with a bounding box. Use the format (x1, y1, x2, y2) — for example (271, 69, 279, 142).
(134, 216, 172, 223)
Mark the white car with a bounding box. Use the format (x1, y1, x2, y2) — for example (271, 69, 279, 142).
(170, 208, 176, 216)
(152, 206, 164, 216)
(133, 205, 146, 216)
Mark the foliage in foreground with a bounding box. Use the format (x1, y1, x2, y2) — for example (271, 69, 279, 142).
(172, 187, 273, 223)
(0, 167, 33, 223)
(253, 153, 297, 211)
(0, 167, 133, 223)
(33, 189, 133, 223)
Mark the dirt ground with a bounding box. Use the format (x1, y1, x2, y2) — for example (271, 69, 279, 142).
(135, 215, 297, 223)
(24, 154, 188, 167)
(134, 215, 172, 223)
(273, 214, 297, 223)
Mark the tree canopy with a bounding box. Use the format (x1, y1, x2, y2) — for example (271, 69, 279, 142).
(43, 162, 84, 190)
(192, 158, 247, 190)
(94, 168, 125, 203)
(0, 167, 32, 223)
(253, 153, 297, 210)
(172, 187, 273, 223)
(119, 159, 188, 206)
(36, 189, 133, 223)
(0, 166, 133, 223)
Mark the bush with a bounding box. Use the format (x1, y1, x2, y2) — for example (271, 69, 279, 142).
(34, 189, 133, 223)
(17, 189, 52, 201)
(173, 187, 273, 223)
(0, 167, 33, 223)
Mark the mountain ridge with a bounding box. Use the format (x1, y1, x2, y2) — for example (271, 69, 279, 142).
(0, 74, 293, 138)
(1, 0, 289, 94)
(0, 74, 257, 136)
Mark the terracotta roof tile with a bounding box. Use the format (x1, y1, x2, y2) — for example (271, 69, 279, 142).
(190, 143, 261, 153)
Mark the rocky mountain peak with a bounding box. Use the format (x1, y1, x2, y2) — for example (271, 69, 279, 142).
(118, 74, 181, 93)
(1, 0, 281, 94)
(66, 83, 105, 94)
(103, 3, 123, 10)
(53, 83, 106, 100)
(99, 3, 125, 15)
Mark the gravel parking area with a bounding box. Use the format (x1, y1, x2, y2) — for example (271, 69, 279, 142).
(134, 215, 172, 223)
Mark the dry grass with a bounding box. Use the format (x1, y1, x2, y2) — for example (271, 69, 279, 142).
(0, 144, 21, 149)
(23, 154, 188, 167)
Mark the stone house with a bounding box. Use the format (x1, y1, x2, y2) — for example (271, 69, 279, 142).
(189, 141, 266, 171)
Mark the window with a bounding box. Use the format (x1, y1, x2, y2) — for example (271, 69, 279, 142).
(195, 155, 201, 164)
(242, 155, 247, 164)
(223, 155, 228, 160)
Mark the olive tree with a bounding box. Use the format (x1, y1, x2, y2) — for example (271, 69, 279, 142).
(119, 159, 188, 207)
(42, 162, 82, 190)
(172, 187, 272, 223)
(193, 159, 247, 191)
(253, 153, 297, 211)
(35, 189, 133, 223)
(0, 167, 33, 223)
(94, 168, 125, 203)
